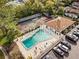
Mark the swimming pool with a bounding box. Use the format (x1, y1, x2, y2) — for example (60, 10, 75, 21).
(22, 29, 51, 49)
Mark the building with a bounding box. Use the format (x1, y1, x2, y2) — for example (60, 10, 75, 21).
(46, 17, 75, 33)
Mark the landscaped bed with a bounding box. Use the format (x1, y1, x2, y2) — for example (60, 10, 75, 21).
(0, 50, 5, 59)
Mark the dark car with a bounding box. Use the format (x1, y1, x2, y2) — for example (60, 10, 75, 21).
(66, 34, 78, 42)
(53, 47, 65, 57)
(61, 40, 71, 50)
(57, 43, 69, 53)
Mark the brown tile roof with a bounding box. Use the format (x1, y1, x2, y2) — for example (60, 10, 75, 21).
(46, 17, 75, 32)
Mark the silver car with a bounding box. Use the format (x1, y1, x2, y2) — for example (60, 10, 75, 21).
(58, 43, 69, 53)
(66, 34, 78, 42)
(61, 41, 71, 50)
(53, 47, 65, 57)
(73, 30, 79, 37)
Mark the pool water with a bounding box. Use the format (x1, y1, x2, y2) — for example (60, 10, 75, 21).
(22, 30, 51, 48)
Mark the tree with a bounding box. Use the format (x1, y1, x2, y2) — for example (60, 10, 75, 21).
(0, 5, 20, 45)
(61, 0, 73, 6)
(0, 0, 9, 7)
(44, 0, 54, 14)
(56, 6, 64, 16)
(32, 0, 44, 13)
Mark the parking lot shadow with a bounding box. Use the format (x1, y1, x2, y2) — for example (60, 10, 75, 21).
(53, 51, 64, 59)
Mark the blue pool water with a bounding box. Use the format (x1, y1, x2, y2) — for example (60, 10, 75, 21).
(22, 29, 51, 48)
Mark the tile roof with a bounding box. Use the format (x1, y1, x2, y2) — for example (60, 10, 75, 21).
(46, 17, 75, 32)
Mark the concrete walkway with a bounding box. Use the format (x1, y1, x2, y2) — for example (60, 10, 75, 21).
(0, 46, 9, 59)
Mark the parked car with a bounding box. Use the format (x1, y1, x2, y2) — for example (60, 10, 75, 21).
(53, 47, 65, 57)
(66, 33, 78, 42)
(57, 43, 69, 53)
(72, 2, 79, 7)
(72, 5, 79, 10)
(43, 55, 52, 59)
(64, 12, 78, 19)
(61, 40, 71, 50)
(76, 27, 79, 30)
(72, 2, 79, 9)
(73, 31, 79, 37)
(64, 6, 70, 11)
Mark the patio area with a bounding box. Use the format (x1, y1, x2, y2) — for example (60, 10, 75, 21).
(15, 25, 63, 59)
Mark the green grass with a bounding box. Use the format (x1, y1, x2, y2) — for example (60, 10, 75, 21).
(0, 50, 5, 59)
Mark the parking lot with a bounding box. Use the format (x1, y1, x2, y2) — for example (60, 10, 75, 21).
(42, 25, 79, 59)
(64, 40, 79, 59)
(42, 36, 79, 59)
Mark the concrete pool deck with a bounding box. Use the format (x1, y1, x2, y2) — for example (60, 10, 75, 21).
(15, 27, 64, 59)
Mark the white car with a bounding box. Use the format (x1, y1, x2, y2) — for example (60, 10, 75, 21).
(61, 41, 71, 50)
(58, 43, 69, 53)
(64, 13, 78, 19)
